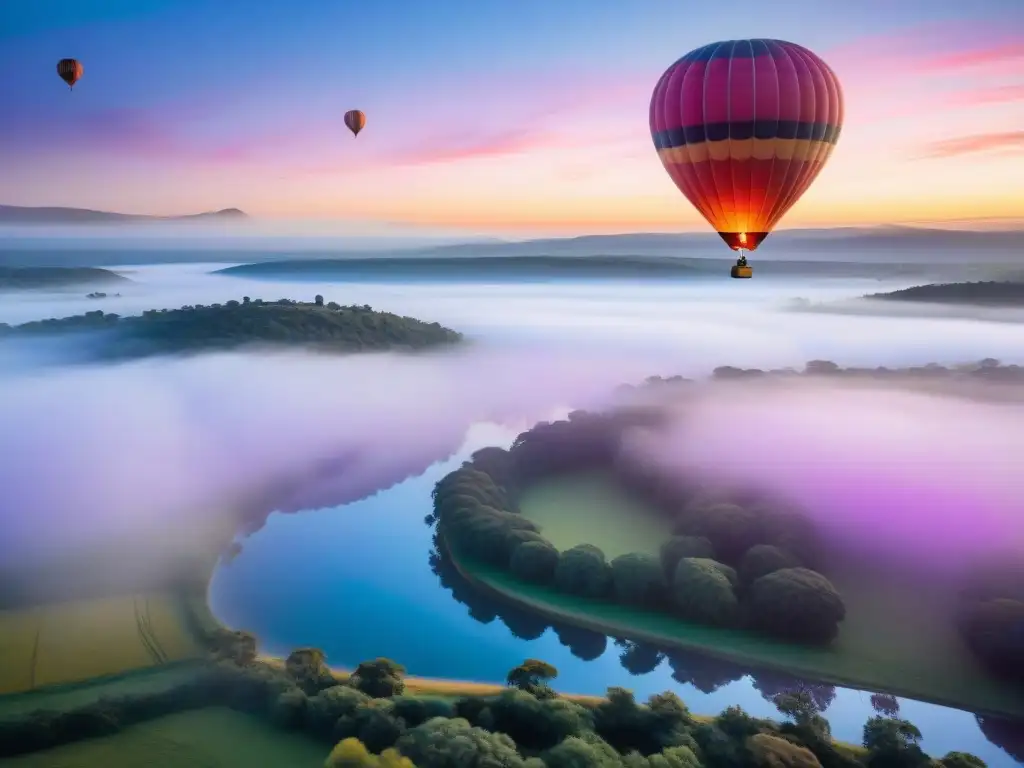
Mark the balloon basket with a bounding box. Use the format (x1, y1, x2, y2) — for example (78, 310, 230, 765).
(730, 265, 753, 279)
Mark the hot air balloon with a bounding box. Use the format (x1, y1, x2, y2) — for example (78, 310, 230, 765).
(57, 58, 84, 90)
(650, 39, 843, 276)
(344, 109, 366, 138)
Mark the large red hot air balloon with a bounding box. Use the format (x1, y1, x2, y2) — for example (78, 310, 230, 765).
(650, 39, 843, 269)
(57, 58, 84, 90)
(344, 109, 366, 137)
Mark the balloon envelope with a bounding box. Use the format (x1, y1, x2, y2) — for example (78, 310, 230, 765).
(344, 109, 366, 137)
(57, 58, 84, 89)
(650, 39, 843, 252)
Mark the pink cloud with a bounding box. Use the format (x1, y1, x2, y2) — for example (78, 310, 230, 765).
(922, 130, 1024, 158)
(945, 83, 1024, 106)
(917, 41, 1024, 72)
(824, 24, 1024, 121)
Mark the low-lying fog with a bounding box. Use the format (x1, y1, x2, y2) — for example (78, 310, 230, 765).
(2, 263, 1024, 579)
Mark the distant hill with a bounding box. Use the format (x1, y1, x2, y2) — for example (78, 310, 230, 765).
(216, 254, 962, 281)
(866, 281, 1024, 307)
(0, 205, 248, 225)
(0, 297, 462, 361)
(0, 266, 129, 290)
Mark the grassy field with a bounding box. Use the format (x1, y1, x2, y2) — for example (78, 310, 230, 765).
(0, 593, 205, 695)
(519, 474, 672, 558)
(506, 473, 1024, 719)
(2, 707, 328, 768)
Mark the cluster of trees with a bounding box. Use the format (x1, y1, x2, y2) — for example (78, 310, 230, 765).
(955, 560, 1024, 689)
(867, 281, 1024, 307)
(615, 359, 1024, 388)
(432, 411, 846, 648)
(0, 296, 462, 358)
(0, 646, 991, 768)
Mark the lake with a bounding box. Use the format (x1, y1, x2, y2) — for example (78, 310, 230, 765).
(3, 261, 1023, 766)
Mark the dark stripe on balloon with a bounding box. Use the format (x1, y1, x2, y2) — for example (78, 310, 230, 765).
(652, 121, 841, 149)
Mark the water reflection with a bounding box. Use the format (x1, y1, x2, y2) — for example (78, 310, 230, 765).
(211, 441, 1023, 766)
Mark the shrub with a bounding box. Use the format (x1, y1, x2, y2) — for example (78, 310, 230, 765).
(554, 544, 613, 599)
(746, 568, 846, 646)
(935, 752, 987, 768)
(660, 536, 715, 579)
(542, 733, 622, 768)
(610, 552, 666, 606)
(510, 540, 560, 584)
(335, 700, 406, 753)
(209, 628, 258, 665)
(956, 598, 1024, 682)
(748, 732, 822, 768)
(505, 529, 548, 560)
(271, 686, 308, 729)
(286, 647, 334, 693)
(390, 695, 456, 727)
(670, 557, 739, 627)
(676, 503, 761, 562)
(487, 688, 591, 750)
(350, 658, 407, 698)
(394, 716, 526, 768)
(307, 685, 373, 738)
(757, 508, 820, 568)
(739, 545, 801, 587)
(325, 737, 414, 767)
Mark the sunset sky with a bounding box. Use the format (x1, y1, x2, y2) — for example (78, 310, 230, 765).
(1, 0, 1022, 237)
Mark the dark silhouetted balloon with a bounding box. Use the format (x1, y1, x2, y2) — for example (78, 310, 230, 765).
(650, 39, 843, 253)
(57, 59, 84, 89)
(344, 110, 366, 137)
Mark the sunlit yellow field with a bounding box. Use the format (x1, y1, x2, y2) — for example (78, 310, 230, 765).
(0, 593, 204, 694)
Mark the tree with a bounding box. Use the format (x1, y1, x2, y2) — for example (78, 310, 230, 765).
(659, 536, 715, 579)
(510, 540, 560, 584)
(611, 552, 666, 607)
(350, 658, 407, 698)
(773, 691, 830, 741)
(956, 598, 1024, 682)
(506, 659, 558, 694)
(307, 685, 373, 738)
(554, 544, 613, 599)
(746, 569, 846, 646)
(935, 753, 987, 768)
(325, 738, 415, 768)
(242, 296, 251, 304)
(542, 733, 623, 768)
(869, 694, 900, 718)
(315, 295, 325, 306)
(209, 628, 257, 665)
(739, 545, 801, 587)
(394, 717, 526, 768)
(390, 696, 456, 727)
(286, 647, 334, 693)
(676, 503, 761, 562)
(335, 700, 406, 753)
(487, 689, 592, 750)
(670, 557, 739, 627)
(862, 717, 930, 768)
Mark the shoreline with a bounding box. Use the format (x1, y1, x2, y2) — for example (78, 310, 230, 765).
(440, 538, 1024, 720)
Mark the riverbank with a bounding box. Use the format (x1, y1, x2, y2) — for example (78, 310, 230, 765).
(443, 537, 1024, 720)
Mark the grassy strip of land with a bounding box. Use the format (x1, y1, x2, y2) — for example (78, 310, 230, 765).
(0, 706, 328, 768)
(452, 475, 1024, 720)
(0, 593, 205, 696)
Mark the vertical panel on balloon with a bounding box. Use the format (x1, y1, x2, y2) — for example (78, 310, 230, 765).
(728, 40, 756, 235)
(703, 41, 735, 232)
(760, 41, 803, 233)
(681, 60, 724, 229)
(749, 40, 780, 233)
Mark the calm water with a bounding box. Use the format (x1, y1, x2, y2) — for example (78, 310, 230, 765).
(4, 263, 1022, 765)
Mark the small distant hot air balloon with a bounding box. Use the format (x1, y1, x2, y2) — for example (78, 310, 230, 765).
(344, 110, 366, 138)
(57, 58, 84, 90)
(650, 39, 844, 276)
